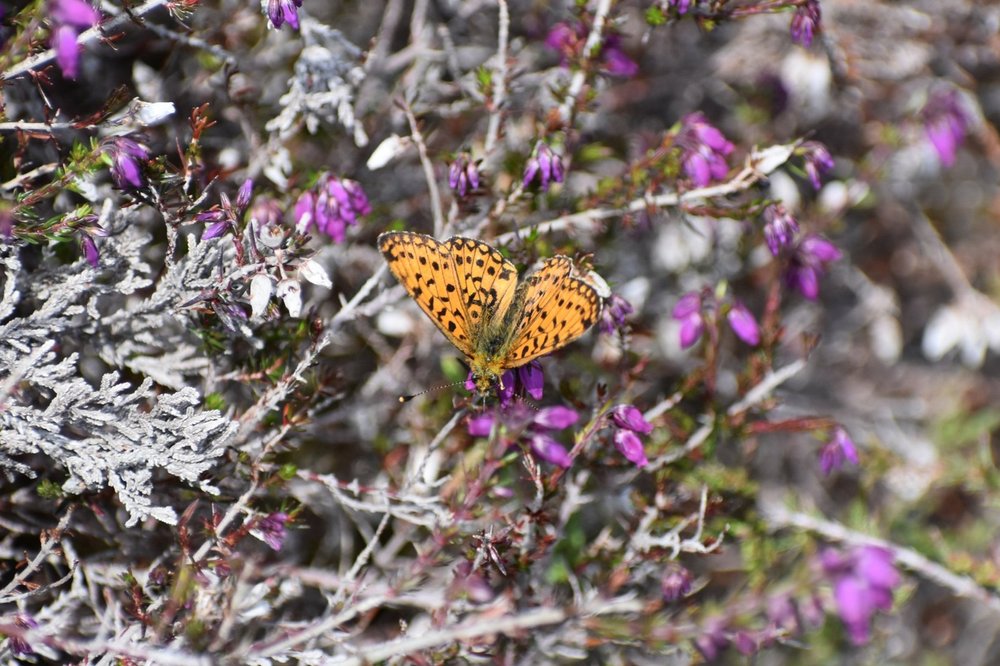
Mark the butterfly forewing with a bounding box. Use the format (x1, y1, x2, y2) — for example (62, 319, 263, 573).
(444, 237, 518, 329)
(506, 257, 602, 367)
(378, 231, 476, 356)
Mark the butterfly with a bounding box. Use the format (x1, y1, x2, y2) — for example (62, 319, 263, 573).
(378, 231, 602, 395)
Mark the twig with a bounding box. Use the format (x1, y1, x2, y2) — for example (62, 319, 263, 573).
(97, 0, 238, 67)
(762, 502, 1000, 614)
(557, 0, 614, 126)
(492, 143, 796, 244)
(0, 506, 75, 603)
(645, 358, 808, 470)
(726, 358, 808, 416)
(337, 596, 644, 665)
(1, 0, 171, 82)
(402, 101, 446, 238)
(484, 0, 510, 154)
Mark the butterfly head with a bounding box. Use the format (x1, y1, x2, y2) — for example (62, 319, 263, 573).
(468, 354, 509, 396)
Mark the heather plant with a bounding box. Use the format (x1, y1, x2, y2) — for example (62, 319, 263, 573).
(1, 0, 999, 663)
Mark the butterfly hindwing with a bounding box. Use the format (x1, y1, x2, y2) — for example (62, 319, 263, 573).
(378, 231, 475, 357)
(506, 256, 601, 367)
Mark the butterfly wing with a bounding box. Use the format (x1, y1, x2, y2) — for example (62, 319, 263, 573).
(444, 237, 519, 330)
(504, 256, 602, 367)
(378, 231, 476, 357)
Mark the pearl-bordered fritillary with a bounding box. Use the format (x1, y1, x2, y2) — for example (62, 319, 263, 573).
(378, 231, 602, 394)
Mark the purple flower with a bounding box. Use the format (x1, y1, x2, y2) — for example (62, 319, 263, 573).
(783, 234, 842, 299)
(821, 545, 900, 645)
(762, 204, 800, 256)
(448, 154, 481, 198)
(80, 233, 99, 267)
(661, 565, 693, 602)
(0, 208, 13, 239)
(544, 22, 579, 61)
(8, 613, 39, 656)
(522, 142, 565, 192)
(726, 300, 760, 346)
(49, 0, 100, 79)
(266, 0, 302, 30)
(766, 594, 799, 634)
(250, 197, 284, 227)
(468, 401, 578, 468)
(613, 429, 648, 467)
(298, 176, 371, 242)
(610, 404, 653, 435)
(599, 293, 634, 335)
(599, 33, 638, 78)
(669, 0, 693, 15)
(672, 291, 705, 348)
(608, 404, 652, 467)
(256, 512, 289, 551)
(544, 21, 637, 77)
(677, 113, 734, 187)
(235, 178, 254, 211)
(102, 136, 150, 190)
(790, 0, 822, 47)
(799, 141, 834, 190)
(293, 190, 316, 232)
(921, 88, 971, 168)
(818, 427, 859, 475)
(694, 619, 730, 660)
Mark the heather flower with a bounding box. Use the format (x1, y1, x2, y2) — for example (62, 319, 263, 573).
(783, 234, 842, 300)
(599, 293, 634, 335)
(8, 613, 38, 656)
(0, 207, 12, 239)
(818, 427, 859, 475)
(297, 176, 371, 242)
(254, 512, 290, 551)
(468, 401, 577, 468)
(673, 290, 760, 349)
(266, 0, 302, 30)
(250, 198, 284, 227)
(448, 154, 481, 198)
(235, 178, 254, 211)
(661, 564, 693, 602)
(610, 404, 653, 435)
(790, 0, 822, 48)
(465, 360, 543, 406)
(694, 618, 730, 660)
(672, 291, 705, 349)
(766, 594, 799, 635)
(102, 136, 150, 191)
(544, 22, 579, 63)
(799, 141, 834, 190)
(677, 113, 734, 187)
(762, 204, 800, 256)
(726, 300, 760, 346)
(820, 545, 900, 645)
(608, 404, 653, 467)
(293, 190, 316, 233)
(522, 142, 565, 192)
(599, 33, 638, 77)
(544, 21, 637, 77)
(669, 0, 693, 15)
(80, 233, 99, 267)
(921, 88, 971, 167)
(49, 0, 100, 79)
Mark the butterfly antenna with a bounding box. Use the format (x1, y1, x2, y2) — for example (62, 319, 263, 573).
(398, 380, 467, 403)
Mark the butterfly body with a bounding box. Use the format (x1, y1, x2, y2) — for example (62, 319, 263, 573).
(378, 231, 601, 395)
